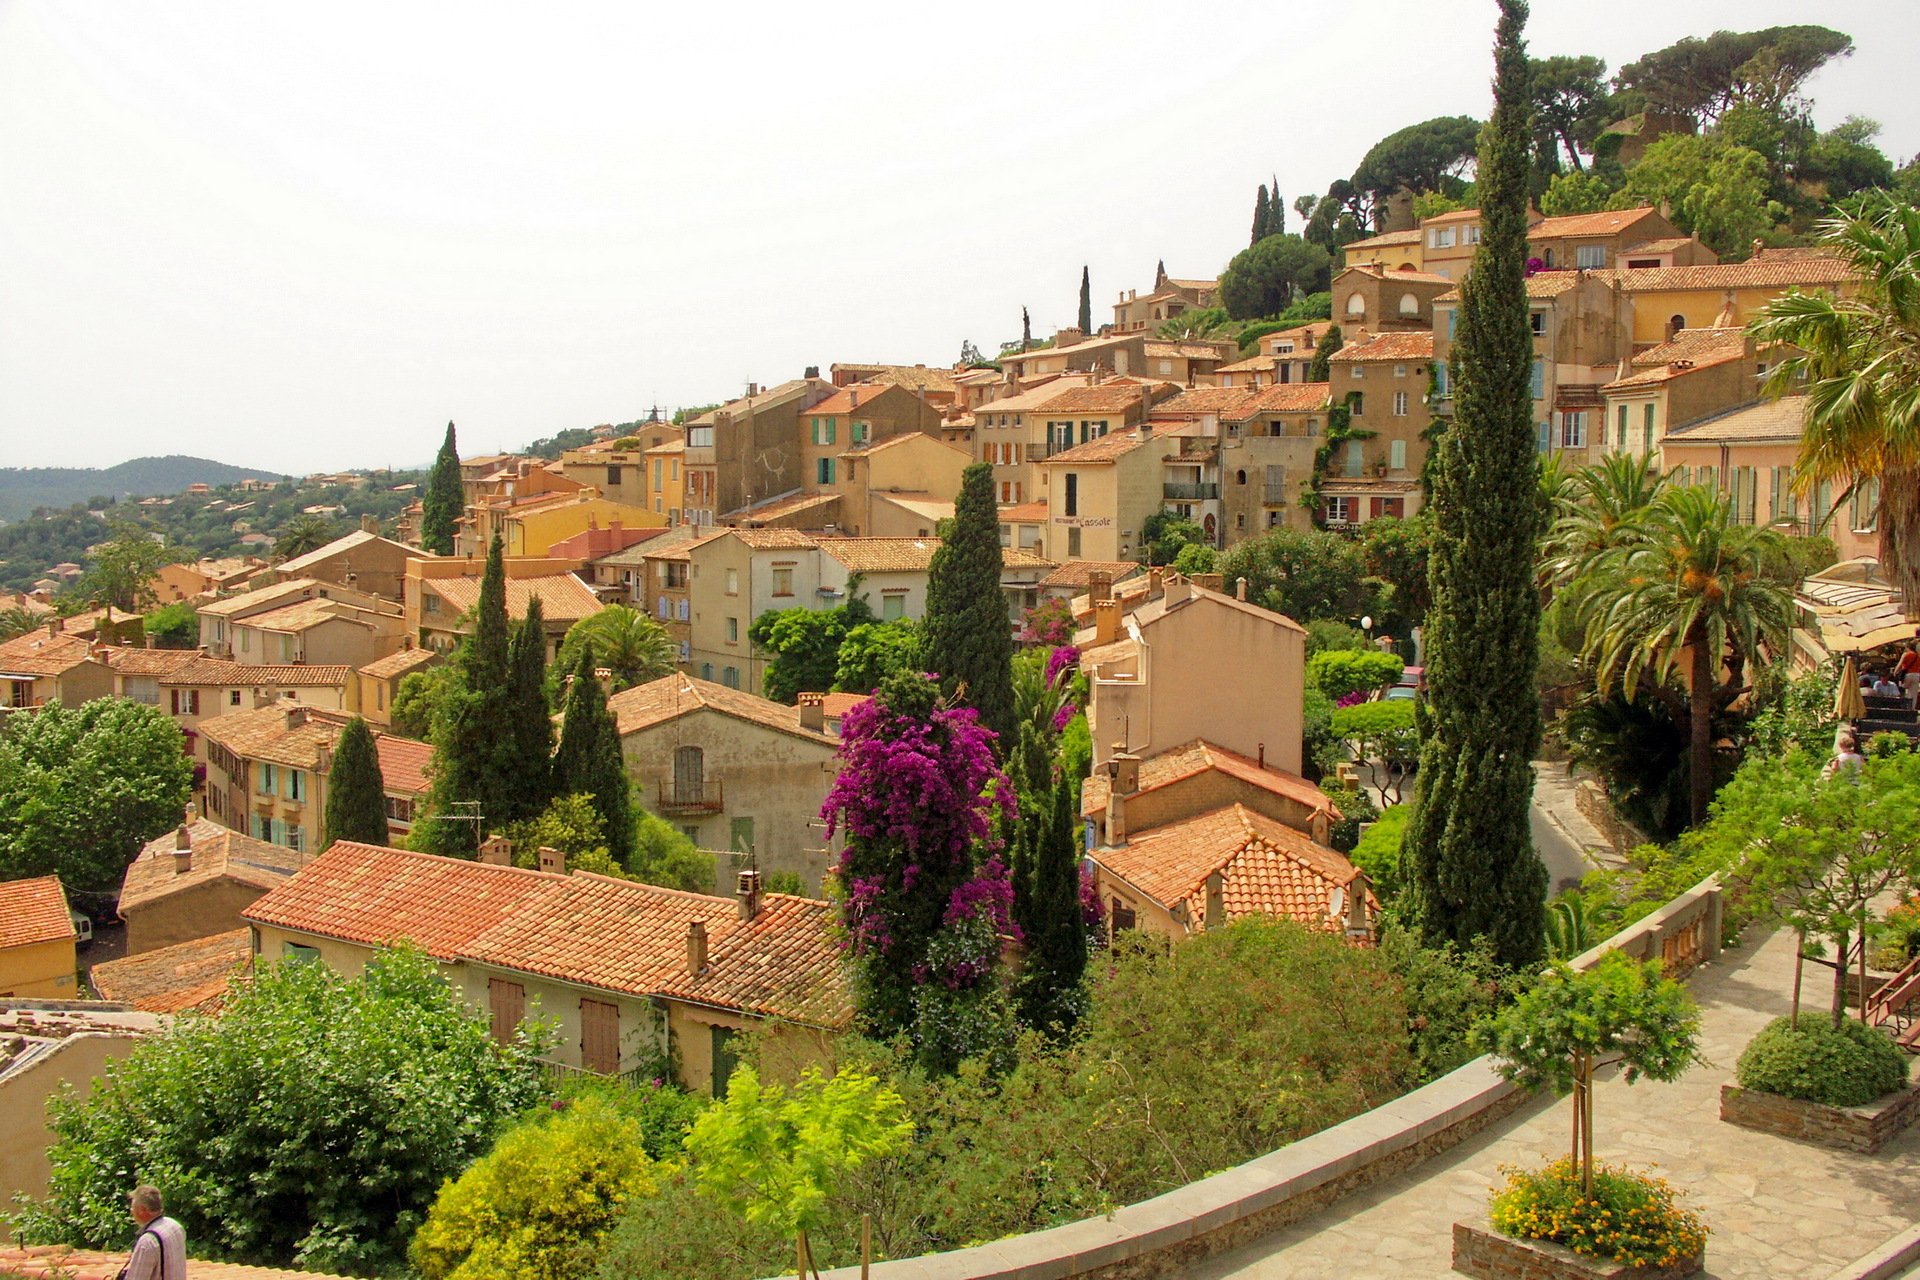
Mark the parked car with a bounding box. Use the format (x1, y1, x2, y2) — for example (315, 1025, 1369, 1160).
(70, 910, 94, 947)
(1375, 665, 1425, 701)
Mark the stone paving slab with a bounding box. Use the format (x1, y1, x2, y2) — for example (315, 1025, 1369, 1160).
(1188, 928, 1920, 1280)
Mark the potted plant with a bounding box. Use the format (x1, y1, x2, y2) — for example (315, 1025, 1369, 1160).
(1457, 952, 1707, 1279)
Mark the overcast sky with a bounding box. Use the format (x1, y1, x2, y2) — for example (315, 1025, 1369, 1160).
(1, 1, 1912, 475)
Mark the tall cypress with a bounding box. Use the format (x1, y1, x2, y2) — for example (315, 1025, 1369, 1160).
(421, 421, 462, 555)
(924, 463, 1015, 750)
(421, 534, 512, 856)
(1268, 174, 1285, 237)
(323, 717, 388, 847)
(1017, 780, 1087, 1038)
(1308, 324, 1343, 383)
(1253, 184, 1271, 247)
(553, 646, 635, 868)
(500, 596, 554, 824)
(1403, 0, 1549, 968)
(1077, 266, 1092, 334)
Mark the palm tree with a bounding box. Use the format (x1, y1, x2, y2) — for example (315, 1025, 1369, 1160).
(556, 605, 675, 693)
(0, 607, 43, 642)
(1539, 453, 1670, 592)
(274, 514, 337, 559)
(1573, 484, 1794, 825)
(1751, 192, 1920, 615)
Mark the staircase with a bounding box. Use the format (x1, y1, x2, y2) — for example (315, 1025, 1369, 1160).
(1855, 693, 1920, 745)
(1864, 950, 1920, 1052)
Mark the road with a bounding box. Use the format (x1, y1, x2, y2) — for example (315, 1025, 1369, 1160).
(1529, 794, 1590, 892)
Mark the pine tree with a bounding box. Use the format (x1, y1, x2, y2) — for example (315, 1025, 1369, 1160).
(1403, 0, 1549, 969)
(1268, 174, 1286, 237)
(1077, 265, 1092, 334)
(1308, 324, 1343, 383)
(499, 596, 554, 825)
(1017, 780, 1088, 1038)
(924, 463, 1015, 750)
(421, 534, 512, 856)
(421, 421, 462, 555)
(323, 717, 388, 847)
(1253, 184, 1271, 247)
(553, 647, 635, 868)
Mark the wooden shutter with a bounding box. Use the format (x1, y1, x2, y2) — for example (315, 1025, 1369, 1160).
(579, 998, 620, 1074)
(488, 979, 525, 1045)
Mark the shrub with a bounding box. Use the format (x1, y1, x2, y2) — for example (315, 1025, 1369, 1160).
(1734, 1013, 1909, 1107)
(1308, 649, 1404, 700)
(1351, 804, 1409, 894)
(411, 1094, 657, 1280)
(1490, 1158, 1706, 1268)
(1376, 927, 1507, 1083)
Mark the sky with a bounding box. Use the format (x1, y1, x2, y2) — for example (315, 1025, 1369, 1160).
(1, 1, 1913, 475)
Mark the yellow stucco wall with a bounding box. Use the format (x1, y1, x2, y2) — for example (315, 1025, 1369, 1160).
(508, 499, 664, 558)
(0, 939, 77, 999)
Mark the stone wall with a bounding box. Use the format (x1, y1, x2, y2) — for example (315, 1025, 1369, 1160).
(1452, 1219, 1701, 1280)
(1719, 1081, 1920, 1154)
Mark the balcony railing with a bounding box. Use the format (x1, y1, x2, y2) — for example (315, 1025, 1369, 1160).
(1163, 482, 1220, 501)
(658, 779, 724, 815)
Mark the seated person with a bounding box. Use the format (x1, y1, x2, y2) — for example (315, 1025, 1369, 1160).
(1872, 672, 1903, 698)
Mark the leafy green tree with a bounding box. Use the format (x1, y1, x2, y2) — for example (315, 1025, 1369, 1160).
(1219, 525, 1376, 623)
(554, 605, 675, 695)
(1613, 25, 1853, 126)
(1219, 234, 1333, 321)
(924, 463, 1016, 748)
(323, 716, 388, 847)
(1139, 510, 1205, 567)
(412, 1093, 656, 1280)
(1571, 484, 1792, 825)
(0, 607, 42, 642)
(1528, 55, 1614, 171)
(391, 662, 455, 739)
(553, 647, 635, 869)
(1351, 116, 1482, 205)
(1307, 649, 1404, 699)
(631, 809, 715, 892)
(1404, 0, 1551, 969)
(832, 619, 921, 694)
(1077, 264, 1091, 334)
(499, 792, 624, 880)
(501, 597, 556, 825)
(1539, 169, 1613, 216)
(1359, 512, 1433, 628)
(0, 698, 193, 895)
(1171, 543, 1217, 577)
(141, 601, 199, 649)
(1015, 781, 1089, 1038)
(76, 522, 174, 612)
(1330, 699, 1418, 803)
(1307, 323, 1342, 382)
(1611, 135, 1784, 257)
(13, 946, 552, 1276)
(273, 513, 337, 559)
(1707, 748, 1920, 1024)
(1477, 952, 1703, 1195)
(687, 1065, 914, 1280)
(1752, 192, 1920, 615)
(420, 534, 513, 856)
(421, 421, 463, 555)
(1799, 116, 1895, 200)
(750, 595, 872, 705)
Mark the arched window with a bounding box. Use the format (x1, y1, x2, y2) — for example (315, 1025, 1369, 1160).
(1235, 469, 1247, 485)
(1669, 314, 1687, 335)
(1399, 293, 1419, 317)
(1345, 292, 1366, 317)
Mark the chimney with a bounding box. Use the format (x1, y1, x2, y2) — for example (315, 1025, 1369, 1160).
(1088, 569, 1113, 604)
(1113, 751, 1141, 796)
(1105, 782, 1127, 847)
(849, 388, 860, 410)
(285, 705, 308, 729)
(1147, 567, 1163, 599)
(1235, 577, 1248, 602)
(797, 692, 826, 733)
(1344, 870, 1374, 942)
(1257, 742, 1267, 770)
(686, 919, 709, 974)
(804, 365, 820, 379)
(1204, 870, 1225, 931)
(173, 823, 193, 874)
(537, 845, 565, 875)
(1195, 573, 1225, 593)
(361, 514, 378, 534)
(1164, 573, 1192, 605)
(46, 619, 60, 638)
(478, 834, 514, 866)
(736, 868, 763, 921)
(1093, 599, 1123, 647)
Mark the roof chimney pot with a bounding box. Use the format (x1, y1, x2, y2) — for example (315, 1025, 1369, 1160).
(686, 919, 709, 974)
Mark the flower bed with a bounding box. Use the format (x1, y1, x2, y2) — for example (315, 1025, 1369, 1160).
(1720, 1013, 1920, 1152)
(1460, 1159, 1705, 1279)
(1453, 1218, 1704, 1280)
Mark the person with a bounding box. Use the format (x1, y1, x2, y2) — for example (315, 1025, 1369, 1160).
(1871, 670, 1902, 699)
(120, 1185, 185, 1280)
(1824, 729, 1867, 780)
(1897, 644, 1920, 707)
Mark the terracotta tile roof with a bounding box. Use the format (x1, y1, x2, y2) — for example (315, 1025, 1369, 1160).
(374, 735, 434, 794)
(1150, 387, 1259, 418)
(828, 363, 960, 393)
(0, 876, 73, 950)
(997, 500, 1050, 523)
(161, 657, 353, 688)
(357, 646, 439, 680)
(1261, 322, 1336, 348)
(1033, 383, 1173, 415)
(1340, 263, 1457, 287)
(0, 632, 99, 678)
(643, 531, 727, 563)
(0, 1245, 350, 1280)
(424, 572, 602, 624)
(815, 537, 937, 573)
(274, 529, 410, 575)
(1236, 383, 1334, 415)
(1343, 228, 1423, 249)
(1001, 546, 1057, 571)
(656, 893, 850, 1025)
(642, 439, 685, 455)
(969, 376, 1091, 416)
(234, 598, 374, 634)
(1094, 803, 1363, 927)
(1436, 272, 1590, 304)
(196, 705, 433, 793)
(606, 673, 838, 745)
(1420, 207, 1484, 224)
(1213, 354, 1279, 375)
(1081, 739, 1338, 823)
(688, 378, 825, 425)
(120, 819, 301, 912)
(1620, 237, 1693, 256)
(1662, 397, 1805, 445)
(819, 692, 869, 722)
(1626, 327, 1749, 367)
(196, 579, 328, 618)
(102, 646, 203, 677)
(1601, 348, 1749, 391)
(1531, 205, 1663, 240)
(805, 383, 895, 417)
(89, 929, 252, 1014)
(1038, 560, 1141, 590)
(1606, 255, 1853, 292)
(1041, 429, 1152, 465)
(870, 495, 953, 526)
(1142, 341, 1233, 361)
(1329, 332, 1434, 363)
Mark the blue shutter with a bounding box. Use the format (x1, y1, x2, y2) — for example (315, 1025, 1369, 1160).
(1529, 360, 1544, 401)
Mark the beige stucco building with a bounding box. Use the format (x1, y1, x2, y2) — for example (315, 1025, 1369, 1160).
(117, 817, 298, 956)
(0, 878, 77, 999)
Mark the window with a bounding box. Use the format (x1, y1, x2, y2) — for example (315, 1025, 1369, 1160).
(1390, 439, 1407, 471)
(1345, 292, 1366, 317)
(725, 568, 739, 595)
(725, 617, 739, 643)
(652, 459, 663, 488)
(258, 762, 277, 796)
(699, 662, 713, 681)
(852, 420, 869, 443)
(1851, 476, 1881, 532)
(1529, 360, 1544, 401)
(1067, 527, 1082, 557)
(816, 457, 836, 484)
(1429, 227, 1456, 249)
(1157, 360, 1173, 375)
(1559, 412, 1587, 448)
(1399, 293, 1419, 317)
(286, 823, 304, 853)
(711, 1026, 740, 1098)
(579, 999, 620, 1074)
(771, 567, 794, 597)
(1348, 392, 1363, 417)
(1326, 496, 1352, 523)
(722, 665, 740, 688)
(1393, 363, 1407, 379)
(1351, 365, 1365, 379)
(1235, 469, 1247, 485)
(607, 464, 623, 486)
(1643, 403, 1657, 454)
(1446, 309, 1457, 339)
(1393, 391, 1409, 416)
(1433, 363, 1448, 396)
(488, 979, 525, 1045)
(673, 745, 703, 799)
(424, 594, 439, 615)
(882, 592, 906, 621)
(1537, 422, 1551, 453)
(282, 942, 319, 963)
(1617, 405, 1629, 450)
(1463, 224, 1482, 244)
(239, 628, 251, 652)
(730, 816, 755, 853)
(1063, 473, 1078, 517)
(286, 769, 305, 802)
(1669, 314, 1686, 335)
(1575, 244, 1606, 269)
(1530, 311, 1546, 335)
(229, 689, 242, 706)
(251, 813, 267, 840)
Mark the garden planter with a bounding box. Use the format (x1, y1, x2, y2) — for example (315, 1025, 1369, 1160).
(1453, 1218, 1703, 1280)
(1719, 1080, 1920, 1153)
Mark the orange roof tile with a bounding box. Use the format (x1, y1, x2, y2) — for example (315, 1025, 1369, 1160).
(160, 657, 352, 688)
(1236, 383, 1334, 415)
(234, 598, 375, 634)
(997, 500, 1050, 523)
(1328, 332, 1434, 363)
(1094, 803, 1362, 927)
(0, 877, 73, 950)
(607, 673, 838, 745)
(88, 929, 252, 1015)
(1033, 383, 1173, 415)
(120, 819, 300, 912)
(1041, 429, 1152, 465)
(1436, 272, 1593, 303)
(373, 736, 434, 794)
(1606, 255, 1852, 292)
(655, 893, 849, 1025)
(1081, 739, 1338, 823)
(721, 493, 841, 525)
(1531, 205, 1663, 240)
(102, 647, 205, 677)
(1339, 263, 1457, 287)
(0, 632, 99, 678)
(1150, 387, 1259, 418)
(423, 573, 602, 624)
(1343, 228, 1423, 249)
(818, 692, 869, 722)
(1662, 397, 1805, 444)
(1142, 341, 1234, 361)
(357, 646, 440, 680)
(1625, 327, 1749, 368)
(195, 578, 331, 618)
(1037, 560, 1142, 590)
(196, 705, 433, 793)
(1620, 237, 1694, 256)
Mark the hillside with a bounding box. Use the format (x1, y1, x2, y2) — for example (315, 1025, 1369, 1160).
(0, 455, 287, 523)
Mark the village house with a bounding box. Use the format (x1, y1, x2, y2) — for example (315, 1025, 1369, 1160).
(826, 362, 963, 407)
(827, 432, 968, 536)
(1321, 332, 1435, 527)
(542, 519, 669, 565)
(116, 815, 299, 956)
(608, 672, 843, 887)
(405, 557, 604, 660)
(632, 530, 723, 667)
(682, 377, 837, 529)
(1111, 269, 1219, 333)
(1078, 574, 1307, 775)
(198, 703, 434, 852)
(1332, 263, 1456, 333)
(89, 929, 253, 1015)
(353, 643, 439, 732)
(1219, 382, 1332, 541)
(1213, 323, 1339, 390)
(557, 422, 685, 511)
(195, 578, 392, 659)
(243, 841, 847, 1097)
(644, 438, 687, 523)
(262, 522, 418, 601)
(119, 653, 356, 762)
(0, 877, 78, 999)
(999, 330, 1236, 384)
(799, 382, 945, 492)
(1340, 227, 1425, 272)
(975, 374, 1092, 506)
(0, 626, 115, 714)
(1035, 561, 1145, 609)
(1607, 248, 1856, 348)
(1598, 327, 1762, 464)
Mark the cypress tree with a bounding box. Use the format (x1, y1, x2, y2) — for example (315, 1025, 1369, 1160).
(499, 596, 554, 824)
(1017, 780, 1087, 1038)
(1307, 324, 1343, 383)
(421, 421, 462, 555)
(323, 717, 388, 847)
(1253, 184, 1271, 247)
(1269, 173, 1285, 237)
(1077, 265, 1092, 334)
(553, 647, 635, 868)
(1403, 0, 1549, 969)
(421, 534, 512, 856)
(924, 462, 1015, 750)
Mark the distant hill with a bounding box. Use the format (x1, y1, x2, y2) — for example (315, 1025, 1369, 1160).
(0, 455, 288, 523)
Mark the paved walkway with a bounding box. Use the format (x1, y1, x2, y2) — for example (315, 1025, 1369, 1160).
(1190, 928, 1920, 1280)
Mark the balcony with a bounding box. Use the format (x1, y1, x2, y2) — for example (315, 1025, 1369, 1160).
(658, 779, 724, 815)
(1024, 442, 1066, 462)
(1163, 482, 1220, 501)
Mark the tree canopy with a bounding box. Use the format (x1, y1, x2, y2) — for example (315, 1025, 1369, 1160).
(421, 421, 462, 556)
(1220, 234, 1333, 321)
(1351, 115, 1482, 205)
(1614, 26, 1853, 125)
(323, 716, 388, 847)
